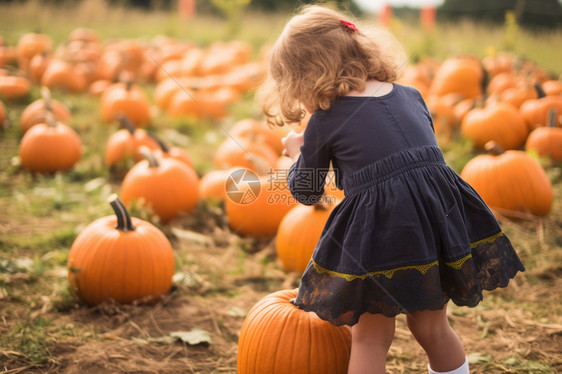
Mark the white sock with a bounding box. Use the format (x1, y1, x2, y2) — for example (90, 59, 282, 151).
(428, 356, 469, 374)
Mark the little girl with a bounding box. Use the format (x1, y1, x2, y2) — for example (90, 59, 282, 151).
(258, 5, 525, 374)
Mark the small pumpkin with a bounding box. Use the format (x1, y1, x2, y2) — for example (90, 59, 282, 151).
(520, 83, 562, 131)
(100, 78, 152, 127)
(0, 75, 31, 101)
(28, 53, 50, 83)
(199, 169, 233, 201)
(461, 101, 527, 150)
(41, 59, 87, 93)
(121, 147, 200, 223)
(460, 141, 553, 217)
(486, 71, 517, 96)
(230, 118, 284, 155)
(214, 137, 278, 173)
(19, 111, 82, 174)
(16, 32, 52, 69)
(542, 80, 562, 96)
(224, 168, 297, 237)
(104, 114, 160, 166)
(68, 195, 175, 305)
(0, 99, 7, 129)
(429, 57, 484, 99)
(525, 109, 562, 162)
(20, 87, 72, 133)
(276, 202, 334, 273)
(499, 84, 537, 109)
(237, 289, 352, 374)
(149, 133, 193, 167)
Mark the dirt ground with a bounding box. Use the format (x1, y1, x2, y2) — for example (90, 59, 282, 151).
(1, 209, 561, 374)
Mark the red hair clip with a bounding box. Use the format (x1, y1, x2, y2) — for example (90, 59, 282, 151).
(340, 19, 358, 32)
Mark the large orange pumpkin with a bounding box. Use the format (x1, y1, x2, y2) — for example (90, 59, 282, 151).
(525, 109, 562, 162)
(121, 147, 200, 223)
(68, 195, 175, 305)
(237, 289, 352, 374)
(461, 101, 527, 150)
(460, 141, 553, 217)
(275, 203, 334, 273)
(19, 112, 82, 173)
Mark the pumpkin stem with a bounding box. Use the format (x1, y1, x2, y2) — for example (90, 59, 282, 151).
(480, 62, 489, 100)
(148, 133, 170, 153)
(288, 298, 301, 308)
(533, 82, 546, 99)
(139, 146, 160, 168)
(118, 70, 133, 91)
(45, 109, 57, 128)
(547, 109, 557, 128)
(117, 114, 136, 135)
(40, 86, 53, 112)
(108, 194, 136, 232)
(484, 141, 505, 156)
(314, 200, 330, 211)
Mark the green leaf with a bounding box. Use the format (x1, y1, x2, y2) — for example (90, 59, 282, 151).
(467, 352, 494, 364)
(170, 328, 211, 346)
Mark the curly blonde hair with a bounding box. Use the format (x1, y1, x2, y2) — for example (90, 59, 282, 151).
(258, 5, 406, 126)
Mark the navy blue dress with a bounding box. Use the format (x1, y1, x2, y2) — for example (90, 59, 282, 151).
(288, 83, 525, 326)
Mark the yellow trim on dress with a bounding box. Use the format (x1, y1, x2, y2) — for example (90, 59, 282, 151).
(470, 231, 503, 248)
(312, 231, 503, 281)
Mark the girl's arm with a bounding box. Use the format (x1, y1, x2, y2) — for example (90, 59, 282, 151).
(283, 123, 331, 206)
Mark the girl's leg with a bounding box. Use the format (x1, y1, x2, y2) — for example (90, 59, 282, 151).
(406, 305, 467, 373)
(348, 312, 395, 374)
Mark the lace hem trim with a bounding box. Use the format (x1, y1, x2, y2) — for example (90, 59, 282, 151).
(311, 231, 505, 281)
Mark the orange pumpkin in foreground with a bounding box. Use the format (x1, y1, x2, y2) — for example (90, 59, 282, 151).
(460, 141, 553, 217)
(68, 195, 175, 305)
(237, 289, 351, 374)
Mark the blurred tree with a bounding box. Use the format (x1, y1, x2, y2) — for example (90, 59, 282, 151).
(438, 0, 562, 28)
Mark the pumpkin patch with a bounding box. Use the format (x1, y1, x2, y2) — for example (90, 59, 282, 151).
(1, 6, 562, 373)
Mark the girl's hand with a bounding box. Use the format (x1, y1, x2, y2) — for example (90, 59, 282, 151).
(282, 131, 304, 161)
